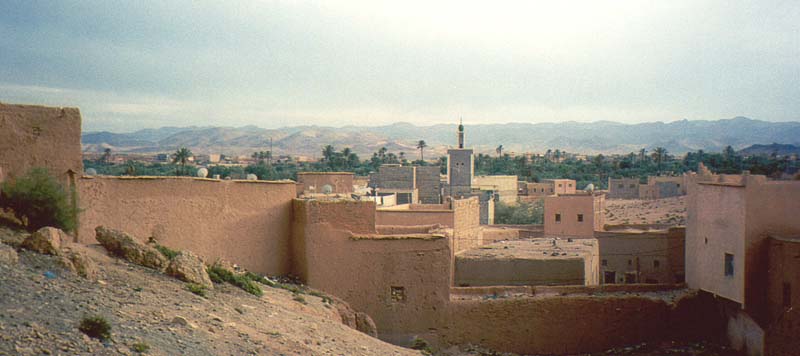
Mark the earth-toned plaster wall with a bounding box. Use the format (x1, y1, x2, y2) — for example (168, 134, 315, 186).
(765, 236, 800, 356)
(296, 172, 354, 195)
(0, 103, 82, 184)
(78, 177, 296, 275)
(292, 199, 452, 345)
(440, 291, 710, 355)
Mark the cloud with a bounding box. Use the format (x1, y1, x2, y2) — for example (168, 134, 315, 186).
(1, 0, 798, 131)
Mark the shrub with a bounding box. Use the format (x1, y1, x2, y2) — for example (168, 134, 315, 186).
(154, 244, 179, 260)
(292, 294, 307, 304)
(185, 283, 207, 297)
(494, 200, 543, 225)
(410, 336, 433, 355)
(206, 264, 262, 297)
(0, 168, 77, 231)
(131, 342, 150, 353)
(79, 315, 112, 341)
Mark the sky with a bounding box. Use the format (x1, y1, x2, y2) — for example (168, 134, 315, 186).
(1, 1, 798, 132)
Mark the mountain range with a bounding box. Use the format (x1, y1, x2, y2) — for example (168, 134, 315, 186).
(82, 117, 800, 158)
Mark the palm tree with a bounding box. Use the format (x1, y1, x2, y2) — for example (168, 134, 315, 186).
(172, 147, 193, 176)
(554, 149, 562, 163)
(264, 150, 272, 166)
(101, 148, 112, 164)
(496, 145, 504, 157)
(416, 140, 427, 161)
(322, 145, 336, 164)
(651, 147, 668, 173)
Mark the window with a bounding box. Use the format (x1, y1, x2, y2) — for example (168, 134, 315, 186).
(677, 184, 681, 187)
(604, 271, 616, 284)
(602, 259, 608, 266)
(784, 283, 792, 308)
(568, 183, 573, 187)
(724, 253, 734, 277)
(390, 286, 406, 302)
(555, 213, 561, 223)
(577, 214, 584, 222)
(653, 260, 660, 268)
(627, 259, 632, 266)
(630, 184, 636, 188)
(558, 183, 563, 187)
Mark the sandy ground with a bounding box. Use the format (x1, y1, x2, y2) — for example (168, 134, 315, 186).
(0, 227, 420, 356)
(605, 196, 686, 226)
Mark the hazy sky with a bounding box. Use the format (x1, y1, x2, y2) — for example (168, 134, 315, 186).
(1, 1, 798, 132)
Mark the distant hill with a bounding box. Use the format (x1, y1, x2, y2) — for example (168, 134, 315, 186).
(738, 143, 800, 156)
(81, 117, 800, 157)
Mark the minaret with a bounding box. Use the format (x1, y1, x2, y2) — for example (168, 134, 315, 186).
(458, 118, 464, 149)
(447, 118, 474, 198)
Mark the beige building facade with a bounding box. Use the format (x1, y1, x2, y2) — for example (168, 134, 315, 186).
(544, 193, 605, 238)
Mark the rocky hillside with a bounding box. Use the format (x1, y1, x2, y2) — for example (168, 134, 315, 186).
(82, 117, 800, 157)
(0, 226, 420, 356)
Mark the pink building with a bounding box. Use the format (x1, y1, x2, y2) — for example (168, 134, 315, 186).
(544, 193, 605, 238)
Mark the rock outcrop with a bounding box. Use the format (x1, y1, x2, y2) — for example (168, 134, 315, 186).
(60, 247, 99, 280)
(334, 297, 379, 337)
(0, 243, 18, 265)
(95, 226, 167, 270)
(22, 227, 69, 255)
(166, 251, 213, 289)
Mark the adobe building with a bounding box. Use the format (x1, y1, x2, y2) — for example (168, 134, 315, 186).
(686, 172, 800, 356)
(473, 175, 517, 204)
(544, 179, 577, 195)
(607, 177, 640, 199)
(543, 192, 605, 238)
(445, 121, 473, 198)
(296, 172, 354, 196)
(368, 165, 441, 204)
(0, 102, 83, 186)
(639, 175, 687, 200)
(765, 236, 800, 356)
(455, 238, 599, 287)
(595, 227, 685, 284)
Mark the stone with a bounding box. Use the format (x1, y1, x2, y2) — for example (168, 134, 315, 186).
(0, 243, 19, 265)
(61, 247, 99, 280)
(95, 226, 167, 270)
(166, 251, 213, 289)
(22, 227, 70, 255)
(355, 312, 378, 338)
(171, 316, 196, 329)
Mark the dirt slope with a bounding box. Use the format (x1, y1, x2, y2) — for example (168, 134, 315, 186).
(0, 235, 420, 356)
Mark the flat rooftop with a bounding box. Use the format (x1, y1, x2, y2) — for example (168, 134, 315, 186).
(457, 238, 596, 260)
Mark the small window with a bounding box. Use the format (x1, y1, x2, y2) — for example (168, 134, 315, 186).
(724, 253, 734, 277)
(558, 183, 563, 187)
(677, 184, 681, 187)
(390, 286, 406, 302)
(653, 260, 660, 268)
(602, 259, 608, 266)
(555, 213, 561, 223)
(577, 214, 584, 222)
(783, 283, 791, 308)
(568, 183, 573, 187)
(627, 259, 632, 266)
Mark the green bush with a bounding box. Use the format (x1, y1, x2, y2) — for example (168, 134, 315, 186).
(410, 336, 433, 355)
(0, 168, 77, 231)
(154, 244, 179, 260)
(185, 283, 207, 297)
(131, 342, 150, 353)
(79, 315, 112, 341)
(206, 264, 262, 297)
(494, 200, 543, 225)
